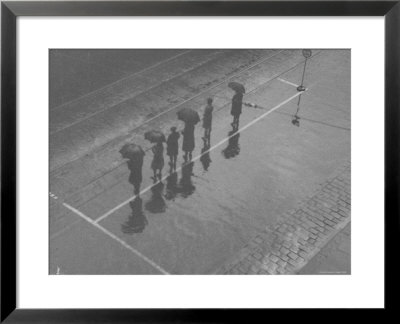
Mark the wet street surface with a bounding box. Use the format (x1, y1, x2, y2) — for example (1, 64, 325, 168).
(49, 49, 350, 274)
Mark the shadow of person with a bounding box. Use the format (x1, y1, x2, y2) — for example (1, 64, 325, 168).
(222, 125, 240, 159)
(165, 171, 179, 201)
(179, 161, 195, 198)
(200, 136, 212, 171)
(145, 181, 166, 214)
(121, 197, 147, 234)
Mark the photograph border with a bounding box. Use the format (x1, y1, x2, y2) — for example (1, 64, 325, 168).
(1, 1, 399, 321)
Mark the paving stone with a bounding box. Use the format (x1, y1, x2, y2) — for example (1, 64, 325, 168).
(277, 226, 286, 234)
(252, 251, 263, 260)
(253, 236, 264, 244)
(249, 265, 260, 274)
(324, 219, 336, 227)
(322, 227, 333, 235)
(298, 250, 308, 259)
(311, 219, 325, 228)
(238, 264, 249, 273)
(271, 244, 281, 252)
(297, 256, 305, 264)
(298, 238, 308, 246)
(279, 246, 290, 255)
(266, 263, 278, 274)
(280, 254, 289, 262)
(218, 162, 351, 275)
(269, 254, 279, 263)
(277, 259, 287, 268)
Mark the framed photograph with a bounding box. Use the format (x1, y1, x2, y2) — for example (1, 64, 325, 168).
(1, 0, 398, 321)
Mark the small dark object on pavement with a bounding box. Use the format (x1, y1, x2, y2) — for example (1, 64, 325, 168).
(244, 102, 261, 109)
(297, 85, 306, 92)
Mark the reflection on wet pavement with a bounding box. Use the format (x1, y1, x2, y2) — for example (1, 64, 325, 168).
(145, 181, 167, 214)
(121, 197, 147, 234)
(163, 162, 197, 200)
(180, 162, 196, 198)
(222, 125, 240, 159)
(127, 161, 196, 233)
(165, 172, 179, 201)
(200, 136, 212, 171)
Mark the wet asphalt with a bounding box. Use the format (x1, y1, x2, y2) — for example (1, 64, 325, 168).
(49, 49, 350, 274)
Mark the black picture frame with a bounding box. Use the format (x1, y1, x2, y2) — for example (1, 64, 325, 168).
(1, 1, 399, 322)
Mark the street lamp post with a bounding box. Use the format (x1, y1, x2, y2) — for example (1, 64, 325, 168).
(297, 49, 312, 92)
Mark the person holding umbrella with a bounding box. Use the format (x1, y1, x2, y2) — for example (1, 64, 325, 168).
(202, 97, 213, 145)
(177, 107, 200, 162)
(229, 82, 245, 129)
(151, 141, 164, 182)
(166, 126, 180, 172)
(119, 143, 145, 196)
(182, 122, 195, 162)
(144, 130, 166, 182)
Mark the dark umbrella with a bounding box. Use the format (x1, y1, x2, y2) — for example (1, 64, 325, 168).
(177, 107, 200, 124)
(119, 143, 145, 160)
(144, 130, 166, 143)
(228, 81, 246, 94)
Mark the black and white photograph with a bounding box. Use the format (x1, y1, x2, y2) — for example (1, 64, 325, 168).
(49, 49, 351, 275)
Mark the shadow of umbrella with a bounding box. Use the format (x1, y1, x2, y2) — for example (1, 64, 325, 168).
(145, 181, 167, 214)
(121, 197, 147, 234)
(222, 125, 240, 159)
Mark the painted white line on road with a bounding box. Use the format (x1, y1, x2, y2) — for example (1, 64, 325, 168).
(62, 202, 170, 275)
(95, 89, 306, 223)
(52, 50, 192, 111)
(278, 78, 300, 88)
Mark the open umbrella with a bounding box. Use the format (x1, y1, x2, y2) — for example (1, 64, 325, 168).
(144, 130, 166, 143)
(177, 107, 200, 124)
(119, 143, 145, 160)
(228, 81, 246, 94)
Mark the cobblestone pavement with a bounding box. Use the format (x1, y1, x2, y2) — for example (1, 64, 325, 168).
(298, 222, 350, 275)
(217, 162, 351, 275)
